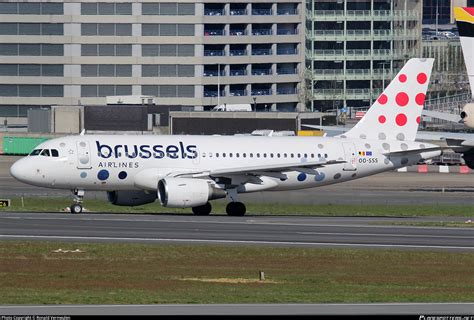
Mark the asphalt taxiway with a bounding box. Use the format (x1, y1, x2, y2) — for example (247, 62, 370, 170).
(1, 213, 473, 251)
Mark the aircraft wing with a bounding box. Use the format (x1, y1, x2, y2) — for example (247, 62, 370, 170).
(189, 159, 345, 178)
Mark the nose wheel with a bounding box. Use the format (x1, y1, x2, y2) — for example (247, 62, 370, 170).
(70, 203, 83, 214)
(70, 189, 85, 214)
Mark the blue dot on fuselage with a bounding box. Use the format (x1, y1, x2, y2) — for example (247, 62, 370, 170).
(118, 171, 127, 180)
(297, 173, 307, 182)
(315, 172, 325, 182)
(97, 169, 109, 181)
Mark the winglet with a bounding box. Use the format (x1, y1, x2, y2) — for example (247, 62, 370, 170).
(343, 58, 434, 142)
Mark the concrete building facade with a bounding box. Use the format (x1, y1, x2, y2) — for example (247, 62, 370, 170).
(0, 0, 305, 117)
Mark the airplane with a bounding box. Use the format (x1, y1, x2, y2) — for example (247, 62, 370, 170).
(10, 58, 442, 216)
(454, 7, 474, 128)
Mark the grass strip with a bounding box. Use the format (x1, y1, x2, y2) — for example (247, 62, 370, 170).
(1, 197, 474, 217)
(1, 241, 474, 304)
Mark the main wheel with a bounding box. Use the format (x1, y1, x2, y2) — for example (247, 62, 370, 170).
(192, 202, 212, 216)
(226, 202, 246, 217)
(70, 204, 83, 214)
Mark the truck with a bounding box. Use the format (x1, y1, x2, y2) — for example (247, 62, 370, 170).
(212, 104, 252, 112)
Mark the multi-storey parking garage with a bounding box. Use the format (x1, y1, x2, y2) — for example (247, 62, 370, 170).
(305, 0, 422, 112)
(0, 0, 305, 116)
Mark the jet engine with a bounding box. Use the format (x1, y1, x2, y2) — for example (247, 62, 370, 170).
(462, 149, 474, 169)
(107, 190, 157, 206)
(460, 103, 474, 128)
(157, 178, 226, 208)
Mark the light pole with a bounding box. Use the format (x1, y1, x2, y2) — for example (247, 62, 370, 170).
(217, 63, 220, 108)
(379, 62, 390, 90)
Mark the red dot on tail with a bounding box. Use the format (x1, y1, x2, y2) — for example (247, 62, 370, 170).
(378, 115, 386, 124)
(417, 73, 427, 84)
(378, 94, 388, 105)
(415, 93, 425, 106)
(416, 116, 421, 124)
(396, 92, 409, 107)
(399, 74, 407, 83)
(395, 113, 407, 126)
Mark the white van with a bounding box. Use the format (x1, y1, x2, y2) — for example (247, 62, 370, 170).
(212, 104, 252, 111)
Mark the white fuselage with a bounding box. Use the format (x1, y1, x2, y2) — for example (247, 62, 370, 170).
(10, 134, 440, 193)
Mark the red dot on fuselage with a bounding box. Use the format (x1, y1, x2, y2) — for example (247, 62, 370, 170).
(396, 113, 407, 126)
(415, 93, 426, 106)
(378, 115, 386, 124)
(417, 73, 427, 84)
(396, 92, 409, 107)
(378, 94, 388, 105)
(416, 116, 421, 124)
(399, 74, 407, 83)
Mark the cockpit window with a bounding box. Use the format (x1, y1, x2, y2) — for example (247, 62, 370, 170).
(30, 149, 42, 156)
(51, 149, 59, 157)
(40, 149, 50, 157)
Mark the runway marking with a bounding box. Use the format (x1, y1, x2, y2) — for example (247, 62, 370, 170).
(296, 232, 474, 239)
(2, 215, 474, 232)
(1, 234, 474, 250)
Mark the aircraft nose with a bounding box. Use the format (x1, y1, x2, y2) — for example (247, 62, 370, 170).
(10, 158, 30, 183)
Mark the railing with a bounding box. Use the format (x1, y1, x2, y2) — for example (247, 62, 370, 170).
(229, 49, 247, 56)
(204, 90, 225, 97)
(229, 30, 247, 36)
(312, 10, 344, 16)
(230, 69, 247, 76)
(252, 49, 272, 55)
(277, 48, 297, 55)
(314, 69, 344, 76)
(277, 68, 297, 75)
(203, 70, 225, 77)
(345, 69, 370, 75)
(313, 89, 344, 95)
(277, 29, 298, 35)
(346, 10, 371, 16)
(252, 9, 272, 15)
(251, 89, 272, 95)
(252, 69, 272, 75)
(277, 9, 298, 15)
(204, 9, 225, 16)
(229, 90, 247, 96)
(204, 30, 225, 36)
(230, 9, 247, 15)
(204, 50, 225, 56)
(277, 88, 297, 95)
(252, 29, 272, 36)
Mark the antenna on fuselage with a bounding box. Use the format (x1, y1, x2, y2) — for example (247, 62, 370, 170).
(80, 129, 85, 136)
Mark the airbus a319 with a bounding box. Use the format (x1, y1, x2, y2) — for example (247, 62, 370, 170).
(10, 58, 440, 216)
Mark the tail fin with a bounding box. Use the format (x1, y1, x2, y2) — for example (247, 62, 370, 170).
(344, 58, 434, 141)
(454, 7, 474, 99)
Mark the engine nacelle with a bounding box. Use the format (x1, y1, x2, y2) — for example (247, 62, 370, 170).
(461, 103, 474, 128)
(462, 149, 474, 169)
(107, 190, 157, 206)
(157, 178, 226, 208)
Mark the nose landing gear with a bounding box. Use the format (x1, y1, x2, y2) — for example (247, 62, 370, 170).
(70, 189, 85, 214)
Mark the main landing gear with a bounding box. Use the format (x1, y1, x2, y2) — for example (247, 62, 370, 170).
(226, 202, 246, 216)
(70, 189, 85, 214)
(225, 188, 246, 217)
(192, 202, 212, 216)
